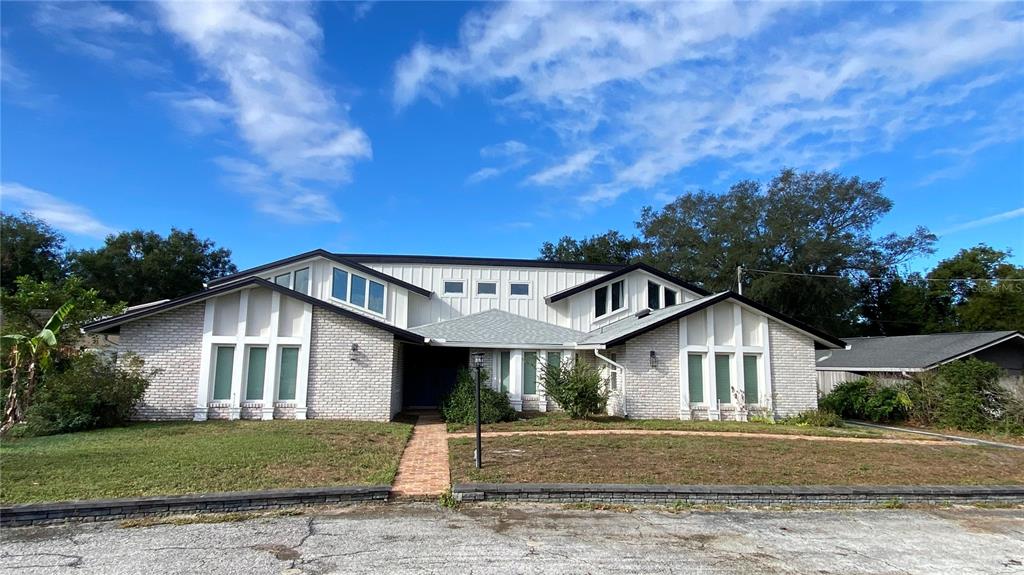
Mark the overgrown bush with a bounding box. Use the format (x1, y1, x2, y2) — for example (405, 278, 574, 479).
(781, 409, 843, 427)
(440, 368, 516, 426)
(820, 378, 910, 423)
(934, 358, 1012, 432)
(540, 357, 608, 419)
(23, 352, 151, 436)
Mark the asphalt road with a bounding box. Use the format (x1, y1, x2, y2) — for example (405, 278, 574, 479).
(2, 504, 1023, 574)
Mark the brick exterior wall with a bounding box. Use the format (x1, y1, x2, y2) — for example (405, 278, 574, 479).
(768, 319, 818, 417)
(307, 308, 397, 421)
(118, 303, 204, 420)
(609, 322, 680, 419)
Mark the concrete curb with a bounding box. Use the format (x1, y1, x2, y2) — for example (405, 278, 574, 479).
(452, 483, 1024, 507)
(0, 485, 391, 528)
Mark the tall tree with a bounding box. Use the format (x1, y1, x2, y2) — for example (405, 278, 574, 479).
(0, 212, 68, 292)
(638, 169, 935, 334)
(71, 229, 237, 305)
(539, 231, 645, 265)
(926, 246, 1024, 332)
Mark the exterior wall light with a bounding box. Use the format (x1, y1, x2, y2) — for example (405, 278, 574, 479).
(650, 350, 658, 368)
(349, 343, 359, 361)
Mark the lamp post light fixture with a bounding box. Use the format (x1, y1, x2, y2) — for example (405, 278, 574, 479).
(471, 351, 486, 469)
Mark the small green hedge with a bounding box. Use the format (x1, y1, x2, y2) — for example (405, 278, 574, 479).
(440, 368, 516, 426)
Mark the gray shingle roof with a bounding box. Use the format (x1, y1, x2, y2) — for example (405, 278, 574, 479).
(410, 309, 587, 346)
(815, 331, 1022, 370)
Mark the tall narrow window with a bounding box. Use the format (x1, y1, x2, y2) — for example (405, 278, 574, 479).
(275, 273, 291, 288)
(278, 348, 299, 401)
(595, 286, 608, 317)
(648, 281, 661, 309)
(212, 346, 235, 401)
(546, 352, 561, 372)
(368, 280, 385, 314)
(664, 289, 677, 307)
(294, 268, 310, 295)
(611, 280, 624, 311)
(715, 354, 731, 404)
(245, 347, 267, 401)
(743, 355, 759, 404)
(688, 354, 704, 403)
(500, 352, 511, 393)
(332, 269, 349, 301)
(523, 352, 537, 394)
(350, 275, 367, 307)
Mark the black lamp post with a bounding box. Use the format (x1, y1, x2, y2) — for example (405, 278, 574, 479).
(471, 351, 486, 469)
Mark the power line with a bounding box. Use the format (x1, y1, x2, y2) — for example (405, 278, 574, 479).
(740, 267, 1024, 283)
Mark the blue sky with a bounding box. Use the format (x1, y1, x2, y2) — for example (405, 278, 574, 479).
(1, 1, 1022, 272)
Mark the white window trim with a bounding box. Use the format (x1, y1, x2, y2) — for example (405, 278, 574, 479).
(329, 266, 387, 318)
(594, 279, 627, 319)
(474, 280, 499, 298)
(442, 279, 468, 297)
(509, 281, 532, 298)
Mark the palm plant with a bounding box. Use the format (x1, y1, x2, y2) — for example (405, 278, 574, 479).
(1, 302, 74, 436)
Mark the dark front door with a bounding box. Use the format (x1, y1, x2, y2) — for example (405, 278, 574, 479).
(403, 346, 468, 408)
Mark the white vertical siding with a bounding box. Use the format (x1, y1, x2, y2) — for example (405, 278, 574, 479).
(565, 270, 705, 333)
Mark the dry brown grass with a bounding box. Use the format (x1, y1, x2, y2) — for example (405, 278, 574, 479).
(449, 434, 1024, 485)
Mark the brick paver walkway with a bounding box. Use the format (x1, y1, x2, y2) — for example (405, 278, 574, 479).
(391, 412, 451, 497)
(446, 428, 961, 446)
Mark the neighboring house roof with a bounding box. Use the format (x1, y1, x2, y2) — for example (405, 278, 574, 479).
(338, 253, 623, 272)
(82, 277, 426, 343)
(411, 309, 588, 347)
(578, 291, 847, 349)
(545, 262, 710, 303)
(206, 249, 433, 298)
(815, 331, 1024, 371)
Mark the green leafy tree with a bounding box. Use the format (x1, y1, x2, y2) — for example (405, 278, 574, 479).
(926, 245, 1024, 332)
(71, 228, 237, 305)
(540, 231, 646, 265)
(1, 302, 73, 435)
(1, 276, 124, 336)
(0, 212, 68, 292)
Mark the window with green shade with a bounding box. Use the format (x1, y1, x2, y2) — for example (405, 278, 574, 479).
(212, 346, 234, 401)
(368, 280, 385, 314)
(688, 354, 704, 403)
(523, 352, 537, 394)
(294, 268, 310, 295)
(546, 352, 561, 371)
(278, 347, 299, 401)
(500, 351, 510, 392)
(275, 272, 291, 287)
(245, 347, 267, 400)
(350, 275, 367, 307)
(715, 354, 731, 404)
(743, 354, 759, 404)
(332, 268, 349, 301)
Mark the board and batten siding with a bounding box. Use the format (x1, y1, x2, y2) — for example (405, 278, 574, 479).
(362, 263, 608, 328)
(565, 270, 703, 333)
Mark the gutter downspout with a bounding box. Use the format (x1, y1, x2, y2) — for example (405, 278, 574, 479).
(594, 349, 627, 417)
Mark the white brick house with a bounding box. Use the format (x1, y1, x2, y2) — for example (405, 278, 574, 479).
(84, 250, 846, 422)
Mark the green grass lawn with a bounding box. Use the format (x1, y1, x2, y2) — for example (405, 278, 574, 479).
(446, 412, 926, 440)
(1, 420, 413, 504)
(449, 434, 1024, 486)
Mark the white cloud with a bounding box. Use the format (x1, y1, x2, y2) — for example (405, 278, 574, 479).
(526, 149, 598, 186)
(939, 207, 1024, 236)
(32, 1, 166, 76)
(0, 182, 114, 238)
(394, 2, 1024, 203)
(157, 1, 371, 221)
(466, 140, 531, 184)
